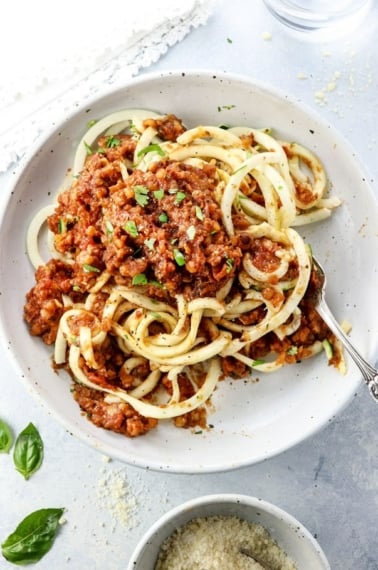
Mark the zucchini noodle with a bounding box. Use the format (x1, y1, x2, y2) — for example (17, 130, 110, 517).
(24, 109, 344, 437)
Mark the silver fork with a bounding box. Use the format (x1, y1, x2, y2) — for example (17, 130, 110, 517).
(312, 256, 378, 402)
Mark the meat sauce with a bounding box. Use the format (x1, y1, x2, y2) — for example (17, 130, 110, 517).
(24, 115, 336, 437)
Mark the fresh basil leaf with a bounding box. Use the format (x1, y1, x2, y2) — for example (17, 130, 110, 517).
(0, 419, 13, 453)
(1, 508, 64, 565)
(13, 423, 43, 480)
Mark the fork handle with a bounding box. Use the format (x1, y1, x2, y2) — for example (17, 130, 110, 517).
(316, 299, 378, 402)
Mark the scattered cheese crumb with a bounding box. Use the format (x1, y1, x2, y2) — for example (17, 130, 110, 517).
(261, 31, 272, 41)
(315, 90, 326, 103)
(297, 71, 308, 80)
(96, 467, 140, 531)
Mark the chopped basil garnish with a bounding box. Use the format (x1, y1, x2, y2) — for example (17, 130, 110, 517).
(1, 508, 64, 565)
(83, 141, 93, 155)
(252, 359, 265, 366)
(195, 205, 204, 220)
(105, 220, 114, 235)
(287, 346, 298, 355)
(149, 280, 163, 288)
(83, 264, 100, 273)
(174, 191, 186, 205)
(173, 249, 186, 267)
(132, 273, 148, 286)
(105, 135, 121, 148)
(123, 220, 139, 238)
(137, 143, 166, 157)
(158, 212, 168, 223)
(134, 185, 150, 207)
(58, 219, 66, 234)
(13, 423, 43, 480)
(225, 258, 234, 273)
(322, 339, 334, 360)
(0, 419, 13, 453)
(153, 189, 165, 200)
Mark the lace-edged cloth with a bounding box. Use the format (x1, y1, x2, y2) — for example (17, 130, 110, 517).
(0, 0, 215, 172)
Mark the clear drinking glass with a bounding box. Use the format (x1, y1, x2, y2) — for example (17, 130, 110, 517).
(263, 0, 372, 35)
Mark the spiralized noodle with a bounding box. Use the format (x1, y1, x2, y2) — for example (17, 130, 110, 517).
(24, 109, 344, 437)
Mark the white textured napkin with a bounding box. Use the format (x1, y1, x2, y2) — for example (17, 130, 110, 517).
(0, 0, 214, 172)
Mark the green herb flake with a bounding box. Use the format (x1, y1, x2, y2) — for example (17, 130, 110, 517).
(173, 249, 186, 267)
(252, 359, 265, 366)
(195, 205, 204, 221)
(72, 285, 82, 293)
(134, 185, 150, 207)
(137, 143, 166, 158)
(186, 225, 196, 240)
(226, 37, 233, 43)
(287, 346, 298, 355)
(153, 189, 165, 200)
(322, 339, 334, 360)
(83, 141, 93, 155)
(123, 220, 139, 238)
(149, 280, 163, 288)
(1, 508, 64, 565)
(158, 212, 168, 223)
(145, 237, 156, 251)
(0, 419, 13, 453)
(174, 191, 186, 205)
(106, 135, 121, 148)
(87, 119, 97, 128)
(58, 218, 67, 234)
(13, 423, 43, 480)
(83, 263, 100, 273)
(225, 258, 234, 273)
(105, 220, 114, 235)
(132, 273, 148, 286)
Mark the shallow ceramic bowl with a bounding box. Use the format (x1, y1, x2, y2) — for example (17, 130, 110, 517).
(126, 493, 330, 569)
(0, 70, 377, 473)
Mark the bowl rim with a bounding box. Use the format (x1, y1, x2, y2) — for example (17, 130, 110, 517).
(0, 68, 376, 474)
(126, 492, 331, 569)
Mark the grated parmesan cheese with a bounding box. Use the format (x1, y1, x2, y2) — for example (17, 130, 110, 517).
(95, 466, 140, 531)
(154, 515, 297, 570)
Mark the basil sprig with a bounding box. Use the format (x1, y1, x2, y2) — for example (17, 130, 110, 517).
(0, 419, 13, 453)
(1, 508, 64, 565)
(13, 423, 44, 480)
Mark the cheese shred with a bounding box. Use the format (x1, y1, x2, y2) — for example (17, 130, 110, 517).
(155, 515, 297, 570)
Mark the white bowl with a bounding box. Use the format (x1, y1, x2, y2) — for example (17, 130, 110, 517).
(0, 70, 377, 473)
(127, 493, 330, 569)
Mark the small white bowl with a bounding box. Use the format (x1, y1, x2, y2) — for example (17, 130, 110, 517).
(127, 493, 330, 569)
